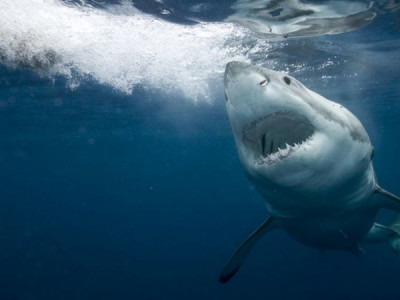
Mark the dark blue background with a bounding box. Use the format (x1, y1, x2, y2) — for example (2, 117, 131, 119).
(1, 62, 400, 300)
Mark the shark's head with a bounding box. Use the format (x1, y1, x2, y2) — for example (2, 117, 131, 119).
(225, 62, 375, 205)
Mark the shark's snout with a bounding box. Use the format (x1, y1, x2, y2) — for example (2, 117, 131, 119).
(225, 61, 269, 105)
(225, 61, 273, 91)
(225, 61, 250, 83)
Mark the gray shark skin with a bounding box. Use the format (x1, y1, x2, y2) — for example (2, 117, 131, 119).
(220, 61, 400, 283)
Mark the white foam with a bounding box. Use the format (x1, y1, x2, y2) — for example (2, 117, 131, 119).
(0, 0, 252, 102)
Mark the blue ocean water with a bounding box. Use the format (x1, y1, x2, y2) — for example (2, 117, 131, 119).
(1, 1, 400, 299)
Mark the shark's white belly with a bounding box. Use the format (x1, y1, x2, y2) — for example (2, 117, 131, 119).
(253, 165, 375, 214)
(252, 168, 377, 248)
(281, 206, 377, 249)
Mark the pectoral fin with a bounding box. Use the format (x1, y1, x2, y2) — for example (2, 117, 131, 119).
(374, 186, 400, 213)
(219, 216, 278, 283)
(364, 221, 400, 255)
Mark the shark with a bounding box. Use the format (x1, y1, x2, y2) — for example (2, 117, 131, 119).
(220, 61, 400, 283)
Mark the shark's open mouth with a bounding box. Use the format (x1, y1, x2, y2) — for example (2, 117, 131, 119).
(242, 111, 315, 164)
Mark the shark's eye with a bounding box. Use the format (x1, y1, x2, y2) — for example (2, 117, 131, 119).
(370, 147, 375, 160)
(259, 79, 268, 86)
(283, 76, 291, 85)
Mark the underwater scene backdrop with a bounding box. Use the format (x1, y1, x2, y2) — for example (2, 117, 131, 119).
(1, 0, 400, 299)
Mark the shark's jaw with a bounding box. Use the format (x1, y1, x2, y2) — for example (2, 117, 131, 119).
(242, 110, 315, 165)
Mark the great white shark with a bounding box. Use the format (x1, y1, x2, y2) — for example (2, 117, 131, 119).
(220, 61, 400, 283)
